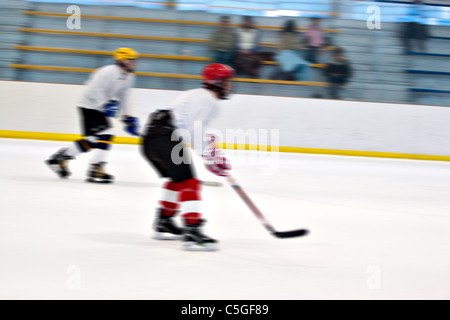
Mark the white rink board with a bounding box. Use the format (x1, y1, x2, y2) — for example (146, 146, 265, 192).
(1, 80, 450, 156)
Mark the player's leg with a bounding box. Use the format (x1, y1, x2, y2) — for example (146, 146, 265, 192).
(75, 107, 115, 183)
(141, 110, 217, 250)
(168, 145, 218, 251)
(86, 132, 114, 183)
(142, 133, 184, 240)
(46, 107, 91, 178)
(149, 149, 218, 250)
(153, 180, 183, 240)
(46, 148, 75, 178)
(176, 177, 218, 251)
(142, 132, 218, 249)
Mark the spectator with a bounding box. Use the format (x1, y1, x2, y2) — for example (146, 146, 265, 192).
(233, 16, 262, 78)
(209, 16, 235, 65)
(272, 20, 309, 81)
(400, 0, 428, 52)
(324, 47, 352, 100)
(303, 17, 325, 63)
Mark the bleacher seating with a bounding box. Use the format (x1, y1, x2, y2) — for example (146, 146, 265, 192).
(406, 51, 450, 106)
(1, 0, 450, 105)
(6, 1, 340, 98)
(0, 0, 31, 79)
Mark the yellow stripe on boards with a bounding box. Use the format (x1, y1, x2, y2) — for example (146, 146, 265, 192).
(0, 130, 141, 144)
(1, 130, 450, 162)
(0, 130, 82, 142)
(111, 137, 141, 145)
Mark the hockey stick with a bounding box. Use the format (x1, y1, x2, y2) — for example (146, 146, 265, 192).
(201, 180, 223, 187)
(225, 175, 309, 239)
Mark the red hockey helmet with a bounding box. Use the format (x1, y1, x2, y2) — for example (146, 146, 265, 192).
(202, 63, 235, 99)
(202, 63, 235, 85)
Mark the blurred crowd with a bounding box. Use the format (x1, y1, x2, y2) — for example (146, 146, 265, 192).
(399, 0, 428, 53)
(209, 15, 352, 99)
(208, 0, 435, 100)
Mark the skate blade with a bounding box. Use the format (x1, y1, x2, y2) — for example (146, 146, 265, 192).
(86, 178, 113, 184)
(152, 232, 182, 241)
(182, 241, 218, 252)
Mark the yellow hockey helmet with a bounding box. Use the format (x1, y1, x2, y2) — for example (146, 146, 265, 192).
(113, 47, 138, 61)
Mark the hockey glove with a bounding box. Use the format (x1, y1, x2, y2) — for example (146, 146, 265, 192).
(103, 99, 120, 118)
(203, 135, 231, 177)
(122, 116, 140, 136)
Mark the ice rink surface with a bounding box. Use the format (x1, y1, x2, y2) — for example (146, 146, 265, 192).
(1, 138, 449, 300)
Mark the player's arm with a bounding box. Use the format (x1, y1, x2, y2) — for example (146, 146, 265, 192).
(199, 105, 231, 177)
(119, 75, 140, 136)
(202, 134, 231, 177)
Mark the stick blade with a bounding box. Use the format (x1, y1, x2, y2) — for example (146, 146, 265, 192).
(272, 229, 309, 239)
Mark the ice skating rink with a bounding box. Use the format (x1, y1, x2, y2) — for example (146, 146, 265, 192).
(0, 138, 449, 300)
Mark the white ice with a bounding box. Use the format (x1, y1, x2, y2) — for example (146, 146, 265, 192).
(0, 138, 449, 300)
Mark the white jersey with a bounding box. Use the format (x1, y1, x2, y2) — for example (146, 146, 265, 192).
(168, 88, 219, 155)
(78, 64, 135, 117)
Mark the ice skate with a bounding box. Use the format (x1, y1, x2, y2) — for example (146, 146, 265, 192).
(46, 148, 73, 178)
(152, 209, 183, 240)
(86, 162, 114, 183)
(182, 220, 218, 251)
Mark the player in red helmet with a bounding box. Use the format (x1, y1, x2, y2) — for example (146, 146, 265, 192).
(202, 63, 235, 99)
(140, 63, 234, 251)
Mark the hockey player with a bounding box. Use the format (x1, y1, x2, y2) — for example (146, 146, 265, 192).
(141, 63, 234, 251)
(46, 47, 140, 183)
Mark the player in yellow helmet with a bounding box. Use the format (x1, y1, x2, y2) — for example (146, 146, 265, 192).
(46, 48, 140, 183)
(114, 47, 138, 73)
